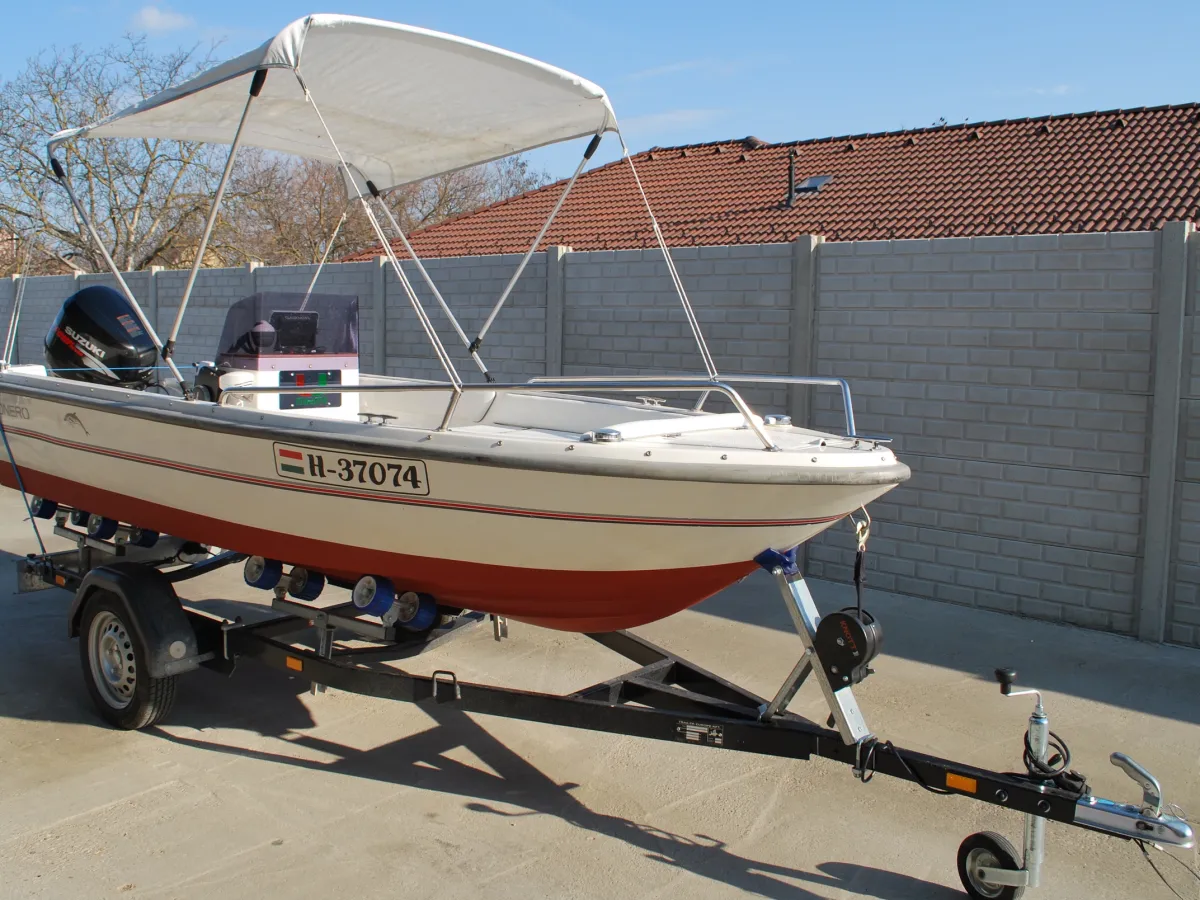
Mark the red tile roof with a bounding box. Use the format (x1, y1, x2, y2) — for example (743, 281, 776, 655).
(344, 104, 1200, 260)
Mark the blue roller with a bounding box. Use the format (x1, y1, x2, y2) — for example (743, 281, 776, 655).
(243, 556, 283, 590)
(352, 575, 395, 617)
(398, 592, 439, 633)
(288, 568, 326, 602)
(28, 497, 57, 519)
(87, 514, 119, 540)
(130, 528, 159, 548)
(69, 508, 90, 527)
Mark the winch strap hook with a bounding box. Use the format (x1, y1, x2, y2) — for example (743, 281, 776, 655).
(849, 507, 871, 619)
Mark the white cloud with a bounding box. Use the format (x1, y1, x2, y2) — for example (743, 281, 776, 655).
(130, 5, 196, 34)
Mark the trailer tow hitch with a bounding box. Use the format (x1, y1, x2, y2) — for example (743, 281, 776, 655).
(963, 668, 1193, 898)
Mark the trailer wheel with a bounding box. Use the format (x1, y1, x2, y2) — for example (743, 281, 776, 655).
(957, 831, 1024, 899)
(79, 591, 176, 730)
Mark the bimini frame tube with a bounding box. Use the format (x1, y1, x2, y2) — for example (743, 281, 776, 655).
(163, 69, 268, 387)
(300, 208, 348, 310)
(298, 75, 463, 391)
(1, 233, 36, 366)
(470, 133, 602, 357)
(363, 181, 491, 381)
(47, 157, 175, 381)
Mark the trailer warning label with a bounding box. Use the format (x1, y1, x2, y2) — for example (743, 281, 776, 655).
(273, 443, 430, 496)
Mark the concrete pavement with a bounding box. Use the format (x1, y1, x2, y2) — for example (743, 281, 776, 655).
(0, 487, 1196, 899)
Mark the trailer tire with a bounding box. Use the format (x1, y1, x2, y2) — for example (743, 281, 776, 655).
(79, 590, 176, 730)
(957, 831, 1024, 899)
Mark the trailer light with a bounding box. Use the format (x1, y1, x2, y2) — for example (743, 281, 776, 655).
(286, 656, 303, 672)
(946, 773, 977, 794)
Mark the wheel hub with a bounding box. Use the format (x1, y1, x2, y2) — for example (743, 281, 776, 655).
(965, 847, 1004, 898)
(88, 611, 136, 709)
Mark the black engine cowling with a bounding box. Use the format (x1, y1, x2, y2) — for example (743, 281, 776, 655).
(45, 286, 157, 388)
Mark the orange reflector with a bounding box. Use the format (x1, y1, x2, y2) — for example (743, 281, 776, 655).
(285, 656, 303, 672)
(54, 575, 66, 586)
(946, 773, 977, 793)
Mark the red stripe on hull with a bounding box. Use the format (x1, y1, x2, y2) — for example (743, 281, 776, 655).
(1, 467, 760, 631)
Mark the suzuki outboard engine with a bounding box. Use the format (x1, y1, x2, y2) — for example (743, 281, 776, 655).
(45, 286, 157, 388)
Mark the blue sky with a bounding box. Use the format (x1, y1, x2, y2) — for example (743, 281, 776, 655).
(3, 0, 1199, 178)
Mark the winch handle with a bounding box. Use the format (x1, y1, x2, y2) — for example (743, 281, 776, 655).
(994, 667, 1017, 695)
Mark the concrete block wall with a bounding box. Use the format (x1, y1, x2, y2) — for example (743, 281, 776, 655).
(563, 245, 793, 411)
(807, 232, 1159, 636)
(384, 253, 547, 382)
(1170, 234, 1200, 647)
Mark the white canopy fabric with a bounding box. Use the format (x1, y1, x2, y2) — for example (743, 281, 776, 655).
(48, 14, 617, 192)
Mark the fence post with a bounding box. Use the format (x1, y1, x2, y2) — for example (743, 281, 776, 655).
(1138, 221, 1192, 641)
(245, 260, 260, 296)
(788, 234, 823, 427)
(147, 265, 162, 334)
(545, 245, 569, 377)
(373, 255, 387, 376)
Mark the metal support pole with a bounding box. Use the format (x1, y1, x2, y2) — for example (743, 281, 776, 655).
(165, 69, 268, 380)
(296, 76, 462, 390)
(49, 158, 178, 385)
(471, 134, 601, 353)
(764, 565, 872, 744)
(1022, 702, 1049, 888)
(616, 130, 718, 380)
(301, 209, 348, 309)
(2, 274, 26, 366)
(365, 184, 489, 379)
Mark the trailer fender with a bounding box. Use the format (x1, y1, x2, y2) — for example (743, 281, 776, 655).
(67, 562, 201, 677)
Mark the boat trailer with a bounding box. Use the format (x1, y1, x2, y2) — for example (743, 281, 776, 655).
(16, 505, 1195, 899)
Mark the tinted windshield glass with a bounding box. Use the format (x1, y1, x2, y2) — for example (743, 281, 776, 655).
(217, 292, 359, 357)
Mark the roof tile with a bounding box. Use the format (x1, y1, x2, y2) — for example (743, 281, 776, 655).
(345, 105, 1200, 260)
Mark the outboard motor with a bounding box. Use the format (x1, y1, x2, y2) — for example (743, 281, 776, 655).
(45, 286, 157, 388)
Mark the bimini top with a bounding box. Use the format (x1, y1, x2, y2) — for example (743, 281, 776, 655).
(48, 14, 617, 192)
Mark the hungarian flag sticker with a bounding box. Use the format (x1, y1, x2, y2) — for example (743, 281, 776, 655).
(277, 446, 304, 475)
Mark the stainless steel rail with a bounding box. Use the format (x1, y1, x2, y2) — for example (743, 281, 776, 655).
(213, 376, 855, 451)
(528, 374, 858, 438)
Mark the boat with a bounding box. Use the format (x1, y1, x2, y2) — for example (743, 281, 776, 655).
(0, 14, 909, 631)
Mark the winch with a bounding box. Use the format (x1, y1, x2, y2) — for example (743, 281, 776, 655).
(813, 608, 881, 689)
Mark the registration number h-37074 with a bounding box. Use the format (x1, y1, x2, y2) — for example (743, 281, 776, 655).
(273, 443, 430, 496)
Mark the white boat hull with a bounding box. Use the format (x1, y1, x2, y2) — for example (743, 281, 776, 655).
(0, 374, 907, 630)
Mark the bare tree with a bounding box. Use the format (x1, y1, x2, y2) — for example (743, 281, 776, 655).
(0, 37, 236, 276)
(233, 155, 550, 266)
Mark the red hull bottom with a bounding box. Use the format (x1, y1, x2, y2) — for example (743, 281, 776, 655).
(1, 468, 759, 631)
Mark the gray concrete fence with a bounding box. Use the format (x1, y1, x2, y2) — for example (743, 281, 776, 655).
(1, 223, 1195, 647)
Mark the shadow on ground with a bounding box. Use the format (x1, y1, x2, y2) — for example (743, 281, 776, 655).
(152, 702, 961, 900)
(0, 555, 961, 899)
(696, 570, 1200, 726)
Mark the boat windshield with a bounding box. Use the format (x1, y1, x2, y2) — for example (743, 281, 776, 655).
(217, 292, 358, 358)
